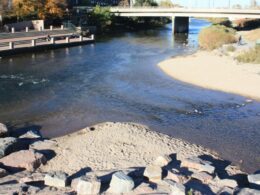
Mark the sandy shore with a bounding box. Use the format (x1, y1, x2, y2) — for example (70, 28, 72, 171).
(40, 122, 217, 175)
(158, 51, 260, 101)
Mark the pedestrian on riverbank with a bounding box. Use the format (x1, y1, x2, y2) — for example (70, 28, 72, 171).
(238, 35, 242, 45)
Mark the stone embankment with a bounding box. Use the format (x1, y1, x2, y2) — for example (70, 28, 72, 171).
(0, 122, 259, 194)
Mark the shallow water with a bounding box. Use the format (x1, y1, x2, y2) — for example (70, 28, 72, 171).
(0, 19, 259, 173)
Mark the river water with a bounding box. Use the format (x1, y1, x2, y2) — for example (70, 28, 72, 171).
(0, 19, 259, 173)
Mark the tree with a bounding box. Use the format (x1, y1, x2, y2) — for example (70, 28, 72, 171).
(44, 0, 67, 19)
(118, 0, 130, 7)
(12, 0, 37, 20)
(134, 0, 158, 7)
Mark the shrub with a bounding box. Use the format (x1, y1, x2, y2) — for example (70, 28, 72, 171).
(233, 19, 260, 30)
(236, 46, 260, 64)
(226, 45, 236, 52)
(199, 25, 237, 50)
(206, 17, 232, 27)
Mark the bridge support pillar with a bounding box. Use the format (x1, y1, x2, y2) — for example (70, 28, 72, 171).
(172, 16, 189, 34)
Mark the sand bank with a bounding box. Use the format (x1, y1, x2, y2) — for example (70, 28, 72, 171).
(158, 51, 260, 101)
(40, 122, 216, 175)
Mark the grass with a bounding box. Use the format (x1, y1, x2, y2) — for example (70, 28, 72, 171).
(199, 25, 237, 50)
(236, 46, 260, 64)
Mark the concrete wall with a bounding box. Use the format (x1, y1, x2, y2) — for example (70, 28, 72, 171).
(4, 20, 44, 32)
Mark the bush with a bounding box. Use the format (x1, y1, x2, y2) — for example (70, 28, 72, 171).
(233, 19, 260, 30)
(226, 45, 236, 52)
(206, 18, 232, 27)
(134, 0, 158, 7)
(236, 46, 260, 64)
(199, 25, 237, 50)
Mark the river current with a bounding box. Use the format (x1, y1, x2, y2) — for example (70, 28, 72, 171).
(0, 19, 259, 173)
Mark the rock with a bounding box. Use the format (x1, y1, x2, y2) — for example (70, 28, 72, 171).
(163, 179, 185, 195)
(217, 186, 234, 195)
(44, 171, 68, 188)
(211, 176, 238, 189)
(143, 165, 162, 182)
(237, 188, 260, 195)
(30, 140, 57, 151)
(248, 173, 260, 185)
(0, 150, 46, 171)
(76, 175, 101, 195)
(166, 170, 180, 183)
(181, 156, 215, 174)
(0, 123, 8, 137)
(0, 167, 7, 177)
(133, 183, 155, 194)
(191, 172, 213, 183)
(108, 171, 135, 193)
(19, 172, 45, 184)
(0, 137, 18, 158)
(153, 155, 172, 167)
(19, 130, 41, 139)
(71, 177, 80, 190)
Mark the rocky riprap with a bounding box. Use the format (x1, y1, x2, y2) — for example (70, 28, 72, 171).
(0, 122, 259, 195)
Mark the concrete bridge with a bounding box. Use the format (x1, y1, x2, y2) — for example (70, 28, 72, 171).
(110, 7, 260, 33)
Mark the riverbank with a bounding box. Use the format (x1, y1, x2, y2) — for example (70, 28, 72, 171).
(158, 46, 260, 101)
(1, 122, 259, 194)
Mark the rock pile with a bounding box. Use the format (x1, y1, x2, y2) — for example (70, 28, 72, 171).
(0, 122, 259, 195)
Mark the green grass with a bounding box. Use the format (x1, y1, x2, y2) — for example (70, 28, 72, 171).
(199, 25, 237, 50)
(236, 46, 260, 64)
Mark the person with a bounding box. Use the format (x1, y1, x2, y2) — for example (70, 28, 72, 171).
(238, 35, 242, 45)
(46, 34, 51, 42)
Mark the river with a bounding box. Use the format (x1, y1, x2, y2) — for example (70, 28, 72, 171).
(0, 19, 259, 173)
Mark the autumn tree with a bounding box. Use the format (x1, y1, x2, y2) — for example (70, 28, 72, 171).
(44, 0, 67, 19)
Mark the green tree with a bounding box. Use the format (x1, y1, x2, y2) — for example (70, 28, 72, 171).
(159, 0, 174, 7)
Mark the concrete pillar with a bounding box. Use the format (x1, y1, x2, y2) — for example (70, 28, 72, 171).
(66, 37, 70, 43)
(11, 27, 15, 33)
(9, 42, 14, 49)
(91, 34, 95, 40)
(79, 35, 83, 42)
(39, 27, 43, 31)
(172, 16, 189, 34)
(51, 37, 55, 44)
(26, 27, 29, 32)
(31, 39, 36, 47)
(61, 25, 64, 30)
(50, 25, 53, 31)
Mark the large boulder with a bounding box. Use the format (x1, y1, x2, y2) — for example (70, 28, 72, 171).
(108, 171, 135, 193)
(76, 175, 101, 195)
(0, 123, 8, 137)
(0, 149, 46, 171)
(163, 179, 185, 195)
(44, 171, 68, 188)
(237, 188, 260, 195)
(0, 137, 18, 158)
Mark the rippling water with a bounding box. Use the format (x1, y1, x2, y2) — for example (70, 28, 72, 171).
(0, 19, 259, 173)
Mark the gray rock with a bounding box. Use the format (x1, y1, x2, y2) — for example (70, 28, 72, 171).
(0, 123, 8, 137)
(19, 130, 41, 139)
(153, 155, 172, 167)
(108, 171, 135, 193)
(0, 137, 18, 158)
(44, 171, 68, 188)
(143, 165, 162, 182)
(30, 139, 57, 151)
(0, 167, 7, 178)
(181, 156, 215, 174)
(163, 179, 185, 195)
(217, 186, 233, 195)
(76, 175, 101, 195)
(19, 172, 45, 184)
(237, 188, 260, 195)
(248, 173, 260, 185)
